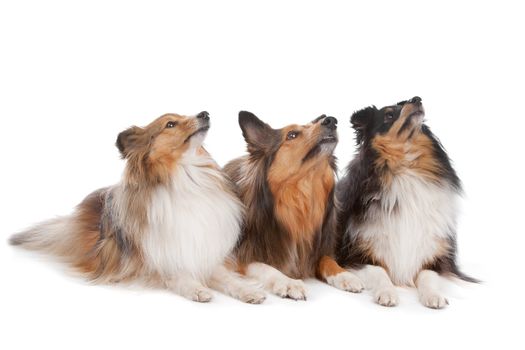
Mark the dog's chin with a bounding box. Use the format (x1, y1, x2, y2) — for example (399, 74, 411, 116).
(320, 134, 338, 152)
(414, 113, 425, 124)
(185, 127, 209, 149)
(407, 104, 425, 120)
(319, 141, 337, 155)
(407, 112, 425, 130)
(319, 134, 337, 144)
(302, 136, 337, 162)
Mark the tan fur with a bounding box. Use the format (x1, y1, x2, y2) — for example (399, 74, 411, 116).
(317, 255, 347, 279)
(122, 114, 200, 186)
(227, 116, 343, 280)
(12, 113, 206, 284)
(269, 160, 334, 244)
(372, 104, 441, 184)
(268, 123, 334, 244)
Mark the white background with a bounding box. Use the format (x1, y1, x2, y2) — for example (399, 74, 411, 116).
(1, 1, 523, 349)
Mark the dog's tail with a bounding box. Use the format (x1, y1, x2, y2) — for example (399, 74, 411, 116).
(9, 189, 108, 260)
(9, 217, 77, 257)
(449, 265, 481, 283)
(453, 271, 481, 283)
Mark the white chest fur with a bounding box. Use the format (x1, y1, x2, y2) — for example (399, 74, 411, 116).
(357, 170, 459, 286)
(142, 154, 243, 281)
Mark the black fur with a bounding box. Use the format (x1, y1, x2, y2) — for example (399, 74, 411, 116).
(336, 98, 477, 283)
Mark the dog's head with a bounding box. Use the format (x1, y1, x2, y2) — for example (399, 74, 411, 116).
(350, 96, 425, 145)
(235, 111, 338, 254)
(116, 111, 210, 183)
(239, 111, 338, 182)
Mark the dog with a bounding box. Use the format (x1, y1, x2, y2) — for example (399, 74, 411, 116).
(336, 97, 477, 308)
(224, 111, 364, 300)
(9, 111, 266, 304)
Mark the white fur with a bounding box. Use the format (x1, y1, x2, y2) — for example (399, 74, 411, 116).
(325, 271, 364, 293)
(209, 264, 266, 304)
(354, 170, 458, 286)
(350, 265, 399, 306)
(164, 273, 214, 302)
(245, 262, 307, 300)
(142, 143, 243, 282)
(416, 269, 448, 309)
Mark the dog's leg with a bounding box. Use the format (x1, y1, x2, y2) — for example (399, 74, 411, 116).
(244, 262, 307, 300)
(317, 256, 364, 293)
(164, 274, 214, 303)
(350, 264, 399, 307)
(208, 264, 266, 304)
(415, 269, 448, 309)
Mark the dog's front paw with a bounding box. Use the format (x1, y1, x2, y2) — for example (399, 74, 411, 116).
(272, 278, 307, 301)
(187, 287, 213, 303)
(420, 292, 448, 309)
(239, 288, 267, 304)
(374, 287, 399, 307)
(326, 271, 364, 293)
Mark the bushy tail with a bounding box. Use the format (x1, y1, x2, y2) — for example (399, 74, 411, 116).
(453, 270, 481, 283)
(9, 217, 74, 256)
(449, 264, 481, 284)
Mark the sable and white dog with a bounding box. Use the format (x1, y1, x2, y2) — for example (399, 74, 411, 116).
(336, 97, 477, 309)
(225, 112, 364, 300)
(10, 112, 265, 304)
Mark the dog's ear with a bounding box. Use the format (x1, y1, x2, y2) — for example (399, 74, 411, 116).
(238, 111, 278, 153)
(116, 126, 145, 158)
(350, 106, 375, 145)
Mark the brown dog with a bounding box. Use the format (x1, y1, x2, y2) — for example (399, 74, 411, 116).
(224, 112, 364, 299)
(10, 112, 266, 303)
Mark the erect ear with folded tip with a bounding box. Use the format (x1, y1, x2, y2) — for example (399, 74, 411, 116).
(238, 111, 279, 153)
(116, 126, 145, 158)
(350, 107, 375, 145)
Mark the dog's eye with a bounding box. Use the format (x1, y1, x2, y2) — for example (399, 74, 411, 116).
(384, 112, 394, 122)
(286, 131, 299, 140)
(166, 121, 177, 128)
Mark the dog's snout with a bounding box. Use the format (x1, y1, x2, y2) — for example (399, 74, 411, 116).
(197, 111, 210, 120)
(321, 116, 338, 130)
(409, 96, 422, 104)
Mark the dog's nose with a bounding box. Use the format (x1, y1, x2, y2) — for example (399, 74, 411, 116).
(197, 111, 210, 120)
(321, 116, 338, 130)
(409, 96, 422, 104)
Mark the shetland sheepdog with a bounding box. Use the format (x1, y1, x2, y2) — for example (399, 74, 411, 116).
(336, 97, 477, 308)
(224, 112, 364, 300)
(9, 112, 266, 304)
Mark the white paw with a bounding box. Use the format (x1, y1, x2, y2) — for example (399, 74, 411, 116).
(420, 292, 448, 309)
(326, 272, 364, 293)
(272, 278, 307, 300)
(187, 287, 213, 303)
(374, 287, 399, 307)
(239, 287, 267, 304)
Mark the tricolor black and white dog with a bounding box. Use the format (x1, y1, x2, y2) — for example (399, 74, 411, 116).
(336, 97, 477, 309)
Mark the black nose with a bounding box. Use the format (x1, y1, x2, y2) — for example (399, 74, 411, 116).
(409, 96, 422, 104)
(321, 116, 337, 130)
(197, 111, 210, 120)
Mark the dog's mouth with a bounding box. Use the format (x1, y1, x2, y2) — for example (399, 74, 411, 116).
(400, 104, 425, 126)
(405, 101, 425, 119)
(407, 108, 425, 124)
(396, 106, 425, 137)
(409, 105, 425, 117)
(302, 133, 338, 162)
(319, 134, 338, 144)
(184, 125, 210, 143)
